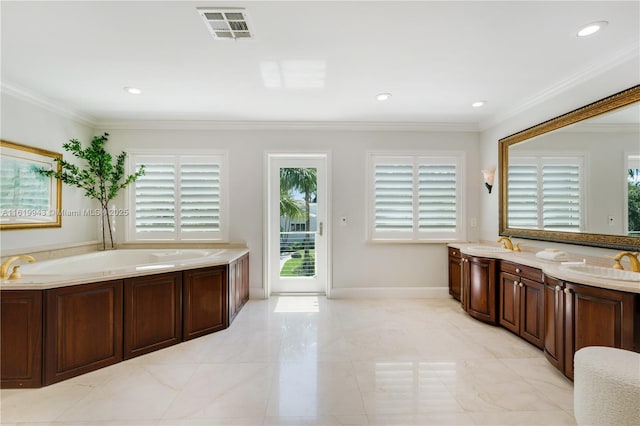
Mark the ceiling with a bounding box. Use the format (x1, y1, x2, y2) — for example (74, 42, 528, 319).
(2, 1, 639, 128)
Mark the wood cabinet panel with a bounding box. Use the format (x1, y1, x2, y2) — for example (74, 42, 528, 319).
(463, 256, 497, 324)
(564, 282, 636, 380)
(45, 280, 122, 385)
(1, 290, 43, 388)
(499, 272, 520, 334)
(520, 278, 544, 348)
(228, 254, 250, 324)
(543, 276, 564, 372)
(124, 272, 182, 359)
(448, 248, 462, 301)
(183, 266, 227, 340)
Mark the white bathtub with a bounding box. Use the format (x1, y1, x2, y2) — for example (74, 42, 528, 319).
(20, 249, 226, 275)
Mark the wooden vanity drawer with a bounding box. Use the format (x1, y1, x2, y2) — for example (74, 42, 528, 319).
(500, 261, 542, 282)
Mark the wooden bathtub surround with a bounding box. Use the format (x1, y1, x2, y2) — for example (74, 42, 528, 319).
(448, 245, 639, 380)
(0, 253, 249, 388)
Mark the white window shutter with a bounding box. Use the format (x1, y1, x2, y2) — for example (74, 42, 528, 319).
(180, 163, 220, 233)
(418, 164, 457, 233)
(374, 163, 414, 233)
(135, 162, 176, 233)
(508, 163, 539, 229)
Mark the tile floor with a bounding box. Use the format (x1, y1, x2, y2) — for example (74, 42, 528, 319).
(1, 296, 576, 425)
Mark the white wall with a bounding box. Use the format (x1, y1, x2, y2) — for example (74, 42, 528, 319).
(1, 94, 96, 251)
(479, 57, 640, 257)
(102, 127, 480, 294)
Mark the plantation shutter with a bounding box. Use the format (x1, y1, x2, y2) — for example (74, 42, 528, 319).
(542, 163, 581, 231)
(508, 156, 583, 231)
(134, 162, 176, 233)
(374, 163, 413, 233)
(0, 157, 50, 211)
(370, 154, 464, 241)
(418, 163, 457, 233)
(507, 163, 538, 228)
(129, 153, 227, 241)
(180, 163, 220, 233)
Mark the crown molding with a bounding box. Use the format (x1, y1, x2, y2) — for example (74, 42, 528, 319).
(1, 81, 97, 127)
(94, 119, 479, 132)
(480, 39, 640, 131)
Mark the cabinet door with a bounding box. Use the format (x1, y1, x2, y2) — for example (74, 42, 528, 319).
(448, 249, 462, 301)
(564, 282, 636, 380)
(543, 276, 564, 372)
(241, 253, 250, 304)
(183, 266, 228, 340)
(1, 290, 43, 388)
(45, 280, 122, 385)
(499, 271, 520, 334)
(124, 272, 182, 359)
(520, 278, 544, 349)
(466, 256, 497, 324)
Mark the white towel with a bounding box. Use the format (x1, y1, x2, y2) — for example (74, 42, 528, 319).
(535, 249, 569, 261)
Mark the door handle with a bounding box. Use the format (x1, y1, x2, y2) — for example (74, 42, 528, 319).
(318, 222, 323, 236)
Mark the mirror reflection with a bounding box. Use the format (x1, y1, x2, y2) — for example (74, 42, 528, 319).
(499, 85, 640, 250)
(507, 103, 640, 237)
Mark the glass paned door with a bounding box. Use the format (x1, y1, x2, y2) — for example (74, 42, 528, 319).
(268, 155, 327, 294)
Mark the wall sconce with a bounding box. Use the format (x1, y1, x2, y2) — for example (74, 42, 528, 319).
(482, 166, 496, 194)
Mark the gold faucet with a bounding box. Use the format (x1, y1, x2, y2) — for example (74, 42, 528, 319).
(612, 252, 640, 272)
(497, 237, 520, 252)
(1, 255, 36, 280)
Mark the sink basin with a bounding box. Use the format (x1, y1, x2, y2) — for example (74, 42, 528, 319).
(465, 245, 512, 254)
(559, 264, 640, 282)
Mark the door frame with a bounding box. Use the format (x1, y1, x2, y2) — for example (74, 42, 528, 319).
(263, 152, 332, 298)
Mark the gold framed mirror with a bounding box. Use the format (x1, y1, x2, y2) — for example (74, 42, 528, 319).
(499, 85, 640, 250)
(0, 140, 63, 230)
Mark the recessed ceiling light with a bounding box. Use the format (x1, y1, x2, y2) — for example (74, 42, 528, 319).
(124, 86, 142, 95)
(472, 101, 487, 108)
(577, 21, 608, 37)
(376, 93, 392, 101)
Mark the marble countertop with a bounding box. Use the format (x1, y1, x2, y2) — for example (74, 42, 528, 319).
(448, 243, 640, 294)
(0, 248, 249, 291)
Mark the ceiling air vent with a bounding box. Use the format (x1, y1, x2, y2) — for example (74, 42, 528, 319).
(197, 8, 253, 40)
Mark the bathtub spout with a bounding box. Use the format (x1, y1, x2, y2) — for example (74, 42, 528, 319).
(1, 255, 36, 279)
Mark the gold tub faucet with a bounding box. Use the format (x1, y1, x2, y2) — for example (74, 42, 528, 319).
(1, 255, 36, 280)
(612, 252, 640, 272)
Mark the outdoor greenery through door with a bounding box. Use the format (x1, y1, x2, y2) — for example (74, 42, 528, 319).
(279, 167, 317, 277)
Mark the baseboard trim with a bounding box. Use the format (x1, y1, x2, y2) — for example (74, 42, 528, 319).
(249, 287, 267, 300)
(329, 287, 449, 299)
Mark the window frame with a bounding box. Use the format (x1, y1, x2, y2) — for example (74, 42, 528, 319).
(126, 150, 228, 242)
(366, 151, 466, 243)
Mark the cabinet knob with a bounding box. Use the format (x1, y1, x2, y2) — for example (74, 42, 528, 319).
(515, 268, 521, 273)
(555, 285, 561, 292)
(518, 282, 524, 287)
(453, 251, 457, 255)
(564, 288, 571, 295)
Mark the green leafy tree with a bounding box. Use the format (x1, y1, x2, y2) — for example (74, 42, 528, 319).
(37, 132, 145, 250)
(280, 168, 317, 276)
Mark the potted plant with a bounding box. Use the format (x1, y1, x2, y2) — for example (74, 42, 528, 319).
(38, 132, 145, 250)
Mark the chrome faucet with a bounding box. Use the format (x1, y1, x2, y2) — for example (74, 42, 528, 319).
(612, 252, 640, 273)
(497, 237, 520, 252)
(0, 255, 36, 280)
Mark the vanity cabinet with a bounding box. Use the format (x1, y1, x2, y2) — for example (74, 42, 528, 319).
(448, 248, 462, 301)
(124, 272, 182, 359)
(563, 281, 636, 380)
(543, 276, 565, 372)
(462, 255, 498, 324)
(542, 275, 637, 379)
(1, 290, 43, 388)
(183, 266, 227, 340)
(44, 280, 123, 385)
(229, 253, 250, 324)
(498, 262, 545, 349)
